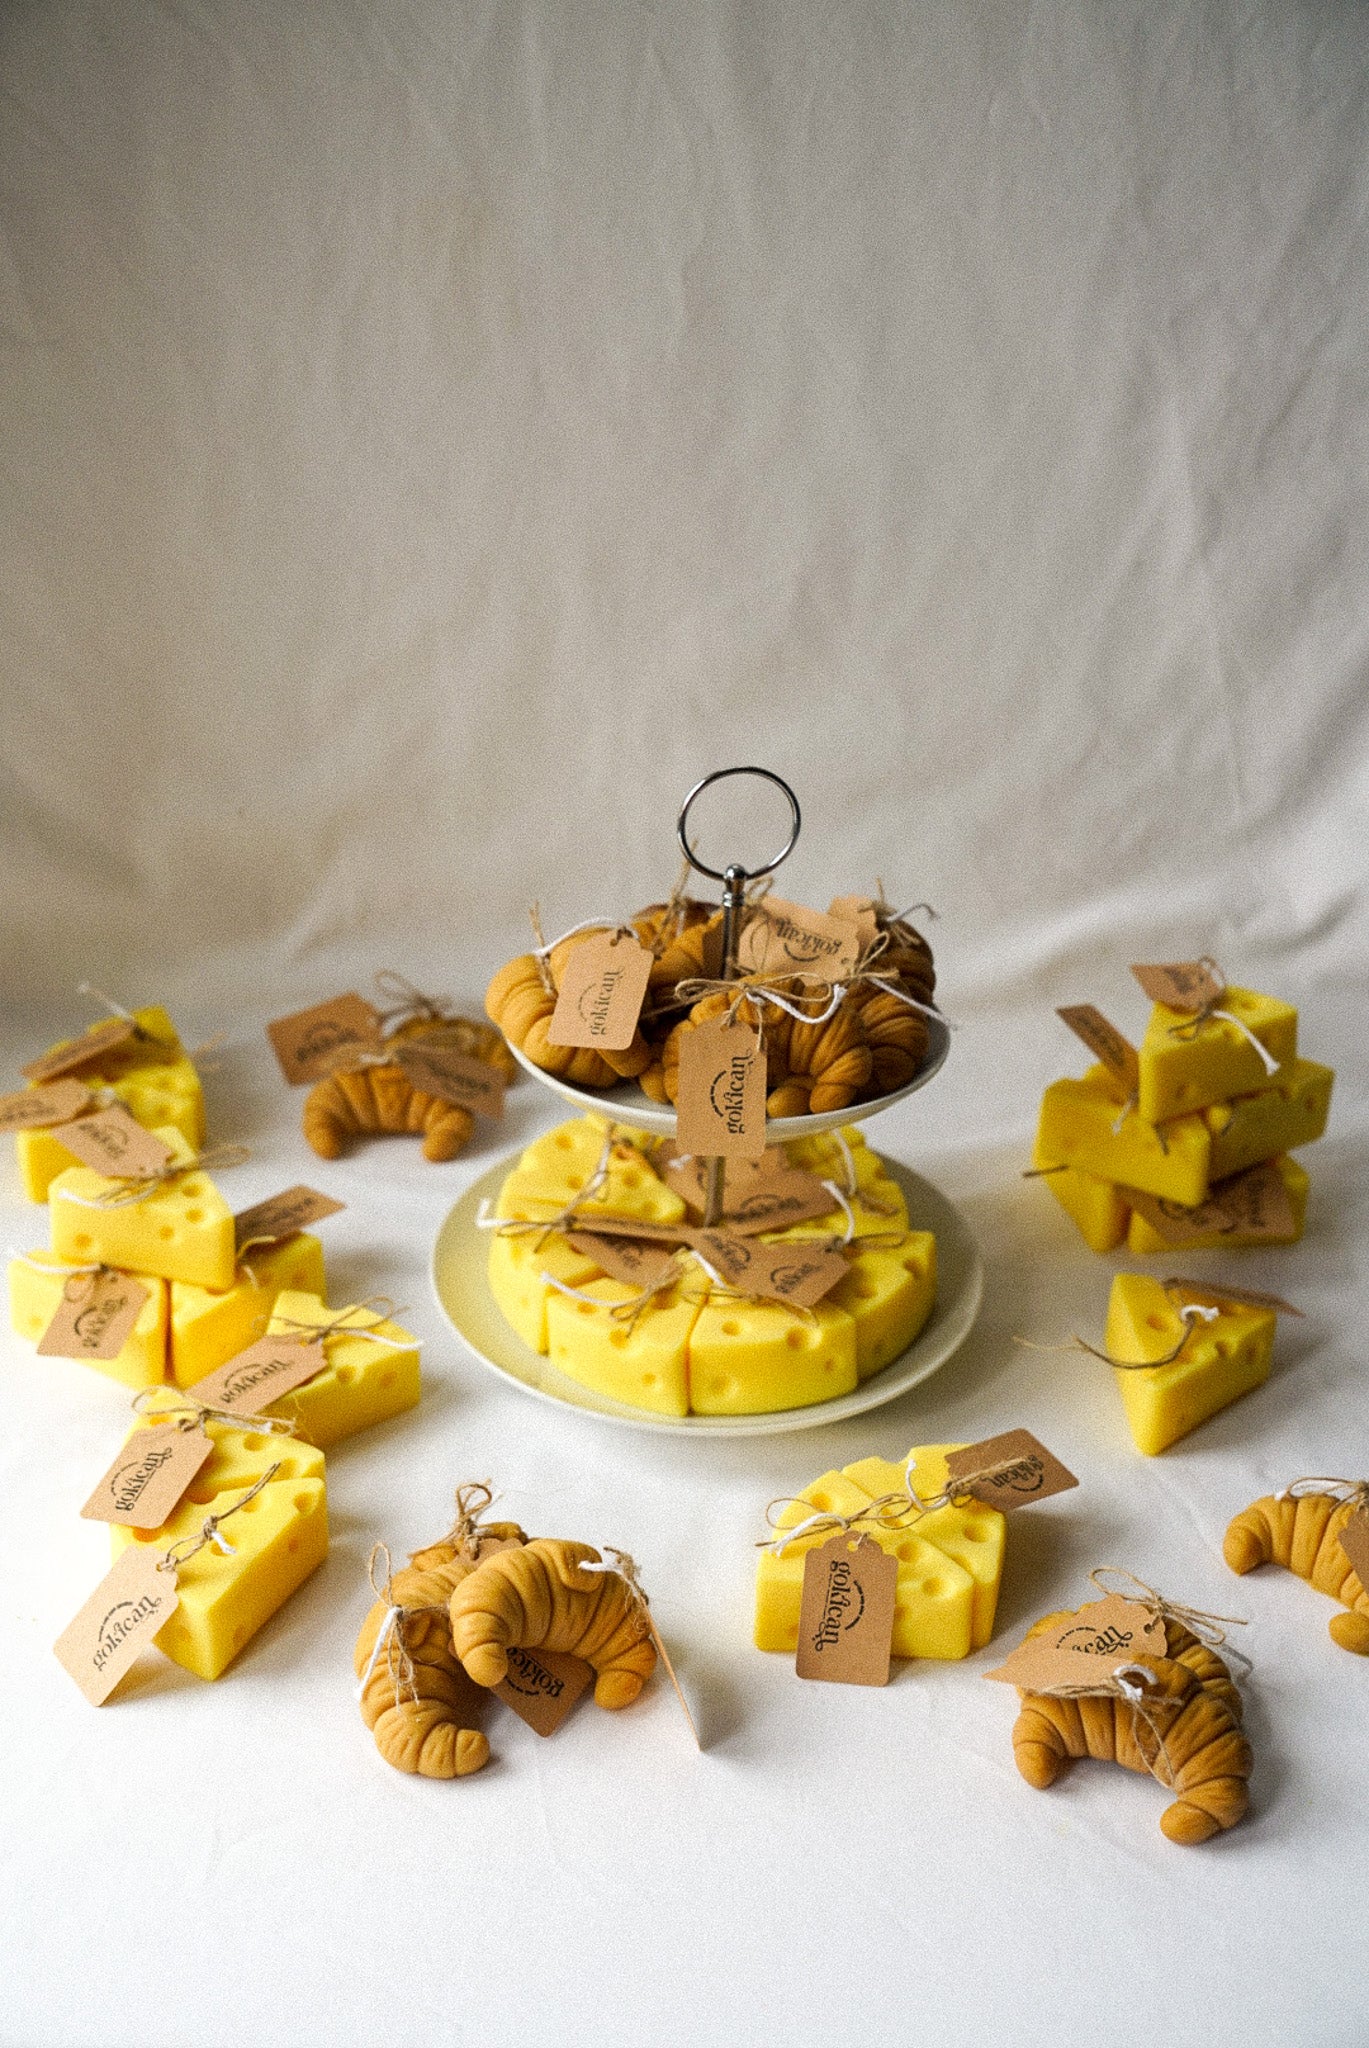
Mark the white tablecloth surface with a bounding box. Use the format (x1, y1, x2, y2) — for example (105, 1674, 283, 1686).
(3, 3, 1368, 2042)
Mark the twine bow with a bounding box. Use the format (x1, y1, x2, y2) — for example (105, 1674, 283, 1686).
(542, 1258, 692, 1334)
(130, 1387, 297, 1438)
(441, 1480, 500, 1559)
(475, 1130, 623, 1248)
(268, 1296, 413, 1349)
(1163, 959, 1281, 1076)
(156, 1463, 281, 1571)
(354, 1542, 450, 1708)
(1086, 1566, 1250, 1667)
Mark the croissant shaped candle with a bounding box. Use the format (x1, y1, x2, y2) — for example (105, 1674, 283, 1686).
(1224, 1486, 1369, 1654)
(304, 1017, 514, 1162)
(447, 1538, 657, 1708)
(354, 1520, 529, 1778)
(1011, 1611, 1252, 1844)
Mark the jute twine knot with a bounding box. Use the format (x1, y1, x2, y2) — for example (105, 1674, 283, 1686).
(157, 1463, 281, 1572)
(268, 1295, 410, 1348)
(1276, 1476, 1369, 1509)
(441, 1480, 499, 1559)
(1086, 1566, 1251, 1668)
(71, 1143, 252, 1208)
(1161, 958, 1281, 1076)
(355, 1541, 450, 1708)
(1014, 1293, 1220, 1372)
(131, 1387, 298, 1438)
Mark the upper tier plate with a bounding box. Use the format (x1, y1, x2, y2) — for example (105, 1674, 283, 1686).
(505, 1011, 950, 1138)
(431, 1151, 983, 1437)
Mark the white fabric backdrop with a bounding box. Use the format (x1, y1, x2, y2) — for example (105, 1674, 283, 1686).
(2, 4, 1368, 2043)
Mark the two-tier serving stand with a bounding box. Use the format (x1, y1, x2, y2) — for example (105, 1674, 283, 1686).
(431, 768, 984, 1434)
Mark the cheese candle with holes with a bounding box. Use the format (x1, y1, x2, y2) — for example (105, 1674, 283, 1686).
(1036, 1067, 1212, 1206)
(168, 1233, 326, 1389)
(1204, 1059, 1333, 1182)
(49, 1126, 235, 1290)
(262, 1290, 421, 1447)
(16, 1007, 205, 1202)
(545, 1275, 700, 1416)
(688, 1297, 858, 1414)
(8, 1251, 168, 1388)
(498, 1127, 688, 1229)
(110, 1416, 327, 1679)
(1126, 1155, 1309, 1254)
(755, 1444, 1006, 1657)
(824, 1236, 936, 1380)
(1103, 1273, 1277, 1455)
(1138, 986, 1298, 1123)
(487, 1227, 610, 1353)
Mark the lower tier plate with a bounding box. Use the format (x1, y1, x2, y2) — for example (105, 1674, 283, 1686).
(430, 1150, 984, 1437)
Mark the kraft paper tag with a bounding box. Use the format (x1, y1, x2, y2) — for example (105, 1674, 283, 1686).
(234, 1185, 345, 1253)
(985, 1594, 1166, 1691)
(712, 1169, 840, 1236)
(1163, 1276, 1302, 1317)
(36, 1269, 151, 1362)
(494, 1645, 595, 1735)
(659, 1147, 787, 1215)
(266, 993, 382, 1085)
(556, 1214, 695, 1246)
(796, 1534, 898, 1686)
(1131, 960, 1224, 1012)
(565, 1231, 681, 1291)
(674, 1015, 767, 1160)
(737, 896, 863, 980)
(22, 1016, 139, 1084)
(190, 1335, 327, 1413)
(828, 894, 880, 953)
(392, 1037, 507, 1118)
(0, 1079, 95, 1134)
(56, 1106, 174, 1180)
(944, 1430, 1079, 1512)
(1123, 1160, 1297, 1246)
(1055, 1005, 1140, 1094)
(79, 1425, 214, 1530)
(688, 1228, 848, 1308)
(545, 932, 653, 1053)
(54, 1544, 179, 1705)
(1337, 1511, 1369, 1589)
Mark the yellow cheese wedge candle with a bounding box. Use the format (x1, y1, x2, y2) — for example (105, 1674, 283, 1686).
(545, 1275, 701, 1416)
(688, 1296, 857, 1414)
(1031, 1145, 1131, 1253)
(825, 1236, 936, 1379)
(1204, 1059, 1333, 1182)
(168, 1233, 327, 1389)
(263, 1290, 421, 1447)
(1103, 1273, 1276, 1454)
(16, 1007, 205, 1202)
(1125, 1154, 1309, 1254)
(111, 1416, 328, 1679)
(497, 1129, 688, 1230)
(1036, 1067, 1211, 1206)
(486, 1226, 606, 1353)
(755, 1444, 1006, 1658)
(7, 1250, 168, 1388)
(50, 1126, 236, 1290)
(1138, 986, 1297, 1122)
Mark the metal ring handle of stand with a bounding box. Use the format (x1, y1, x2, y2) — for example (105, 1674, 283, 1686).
(675, 768, 802, 1223)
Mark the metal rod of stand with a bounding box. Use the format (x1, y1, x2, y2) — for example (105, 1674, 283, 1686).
(703, 861, 748, 1227)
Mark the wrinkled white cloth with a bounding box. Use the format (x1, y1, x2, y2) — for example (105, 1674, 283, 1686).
(2, 3, 1368, 2043)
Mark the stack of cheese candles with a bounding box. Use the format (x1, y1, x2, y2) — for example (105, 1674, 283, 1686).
(7, 1007, 422, 1684)
(1032, 966, 1333, 1255)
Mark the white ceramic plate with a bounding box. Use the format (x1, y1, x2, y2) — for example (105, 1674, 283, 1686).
(504, 1011, 950, 1139)
(430, 1151, 983, 1437)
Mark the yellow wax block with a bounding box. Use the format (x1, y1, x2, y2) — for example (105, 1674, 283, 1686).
(1104, 1272, 1276, 1455)
(778, 1127, 908, 1234)
(15, 1007, 206, 1202)
(1138, 986, 1298, 1122)
(838, 1446, 1006, 1647)
(112, 1417, 327, 1679)
(7, 1250, 168, 1389)
(1126, 1155, 1309, 1254)
(1204, 1059, 1333, 1182)
(1036, 1067, 1211, 1205)
(754, 1443, 1004, 1658)
(1030, 1129, 1130, 1253)
(487, 1227, 605, 1353)
(826, 1236, 936, 1379)
(50, 1126, 236, 1290)
(264, 1291, 421, 1448)
(500, 1118, 686, 1228)
(169, 1233, 327, 1389)
(545, 1276, 700, 1417)
(689, 1297, 857, 1415)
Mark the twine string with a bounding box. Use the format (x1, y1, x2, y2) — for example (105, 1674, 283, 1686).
(355, 1542, 450, 1707)
(76, 982, 142, 1028)
(1085, 1566, 1250, 1670)
(268, 1295, 413, 1350)
(576, 1546, 700, 1747)
(157, 1462, 282, 1572)
(1014, 1301, 1219, 1372)
(130, 1387, 298, 1437)
(1162, 960, 1280, 1075)
(442, 1480, 500, 1559)
(1275, 1476, 1369, 1509)
(60, 1143, 252, 1208)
